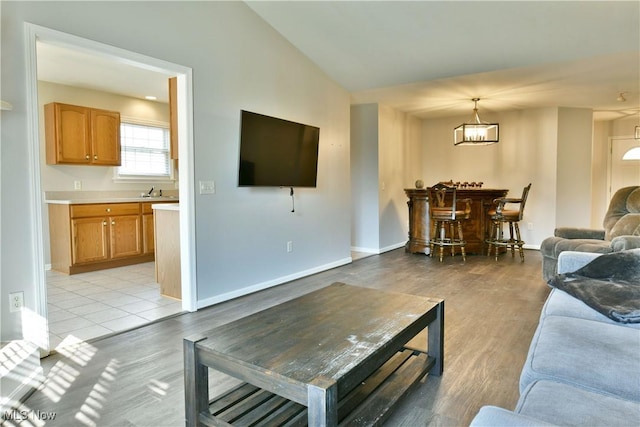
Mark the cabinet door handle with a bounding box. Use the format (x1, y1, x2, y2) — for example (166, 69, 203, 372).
(103, 221, 107, 226)
(85, 155, 90, 160)
(94, 155, 98, 160)
(106, 208, 111, 212)
(111, 221, 116, 225)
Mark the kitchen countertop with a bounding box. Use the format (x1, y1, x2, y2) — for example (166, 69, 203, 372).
(45, 196, 179, 205)
(44, 190, 179, 205)
(152, 203, 180, 211)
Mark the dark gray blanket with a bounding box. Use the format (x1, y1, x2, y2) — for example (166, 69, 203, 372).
(548, 249, 640, 323)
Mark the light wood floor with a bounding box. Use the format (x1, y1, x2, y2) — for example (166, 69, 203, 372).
(24, 248, 549, 426)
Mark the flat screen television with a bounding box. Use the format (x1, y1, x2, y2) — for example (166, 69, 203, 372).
(238, 110, 320, 187)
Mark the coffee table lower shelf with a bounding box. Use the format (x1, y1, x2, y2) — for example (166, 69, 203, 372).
(200, 348, 434, 427)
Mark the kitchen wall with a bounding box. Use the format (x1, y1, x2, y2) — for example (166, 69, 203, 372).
(38, 81, 172, 193)
(37, 81, 173, 265)
(1, 2, 351, 342)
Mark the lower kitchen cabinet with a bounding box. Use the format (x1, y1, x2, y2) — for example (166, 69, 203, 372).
(49, 201, 174, 274)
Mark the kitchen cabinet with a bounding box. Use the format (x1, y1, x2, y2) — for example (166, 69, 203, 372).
(142, 202, 156, 255)
(48, 200, 176, 274)
(45, 102, 121, 166)
(70, 203, 141, 270)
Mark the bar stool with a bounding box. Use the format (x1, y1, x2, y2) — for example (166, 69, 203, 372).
(486, 183, 532, 261)
(428, 183, 472, 262)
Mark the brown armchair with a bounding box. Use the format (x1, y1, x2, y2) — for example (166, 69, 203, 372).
(541, 186, 640, 281)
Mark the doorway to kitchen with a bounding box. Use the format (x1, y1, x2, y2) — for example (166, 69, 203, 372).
(25, 23, 196, 355)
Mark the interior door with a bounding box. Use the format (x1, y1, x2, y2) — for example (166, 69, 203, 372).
(610, 137, 640, 199)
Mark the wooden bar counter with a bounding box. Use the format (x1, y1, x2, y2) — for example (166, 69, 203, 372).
(405, 187, 508, 255)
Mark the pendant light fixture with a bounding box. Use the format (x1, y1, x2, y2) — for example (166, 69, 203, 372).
(454, 98, 499, 146)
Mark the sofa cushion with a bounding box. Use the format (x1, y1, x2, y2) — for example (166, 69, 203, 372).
(469, 406, 558, 427)
(541, 237, 613, 259)
(628, 188, 640, 212)
(516, 380, 640, 426)
(520, 315, 640, 400)
(542, 289, 640, 329)
(604, 186, 640, 240)
(610, 213, 640, 239)
(548, 249, 640, 323)
(556, 251, 603, 275)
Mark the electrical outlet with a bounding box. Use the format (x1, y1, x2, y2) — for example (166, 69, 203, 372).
(9, 291, 24, 313)
(74, 180, 82, 190)
(199, 180, 215, 195)
(287, 241, 293, 253)
(527, 222, 534, 230)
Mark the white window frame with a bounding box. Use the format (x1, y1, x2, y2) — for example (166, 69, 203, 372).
(113, 116, 175, 183)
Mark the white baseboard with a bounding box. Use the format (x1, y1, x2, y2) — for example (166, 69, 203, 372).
(351, 241, 407, 255)
(350, 246, 379, 254)
(379, 241, 407, 253)
(197, 257, 352, 309)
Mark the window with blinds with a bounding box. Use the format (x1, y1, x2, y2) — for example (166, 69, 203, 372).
(117, 121, 172, 181)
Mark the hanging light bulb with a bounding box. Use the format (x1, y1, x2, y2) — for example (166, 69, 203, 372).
(454, 98, 499, 146)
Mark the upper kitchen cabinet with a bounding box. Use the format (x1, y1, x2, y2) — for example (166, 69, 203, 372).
(45, 102, 121, 166)
(168, 77, 178, 160)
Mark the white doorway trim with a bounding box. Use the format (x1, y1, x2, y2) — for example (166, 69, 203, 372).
(24, 23, 197, 353)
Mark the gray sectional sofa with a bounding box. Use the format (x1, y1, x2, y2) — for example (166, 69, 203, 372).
(470, 250, 640, 426)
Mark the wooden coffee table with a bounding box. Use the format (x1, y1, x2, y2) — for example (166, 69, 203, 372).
(184, 282, 444, 426)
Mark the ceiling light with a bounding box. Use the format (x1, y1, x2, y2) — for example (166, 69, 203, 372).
(145, 95, 157, 101)
(636, 125, 640, 140)
(454, 98, 499, 146)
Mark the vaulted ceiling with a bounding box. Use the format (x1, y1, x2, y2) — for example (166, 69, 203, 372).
(37, 1, 640, 121)
(247, 1, 640, 121)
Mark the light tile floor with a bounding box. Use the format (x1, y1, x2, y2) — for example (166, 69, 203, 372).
(46, 262, 182, 351)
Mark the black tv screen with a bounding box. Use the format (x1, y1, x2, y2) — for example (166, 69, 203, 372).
(238, 110, 320, 187)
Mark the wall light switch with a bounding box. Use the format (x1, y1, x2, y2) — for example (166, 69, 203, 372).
(199, 180, 215, 195)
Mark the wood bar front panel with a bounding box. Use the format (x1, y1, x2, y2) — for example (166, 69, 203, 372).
(405, 188, 508, 255)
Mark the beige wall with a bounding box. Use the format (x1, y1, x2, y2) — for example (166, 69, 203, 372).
(422, 107, 564, 248)
(350, 103, 422, 253)
(350, 103, 379, 252)
(38, 81, 171, 193)
(555, 108, 593, 228)
(378, 104, 422, 251)
(592, 116, 640, 227)
(421, 108, 639, 245)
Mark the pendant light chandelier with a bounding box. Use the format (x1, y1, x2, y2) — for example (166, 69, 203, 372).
(454, 98, 499, 146)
